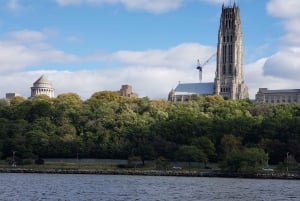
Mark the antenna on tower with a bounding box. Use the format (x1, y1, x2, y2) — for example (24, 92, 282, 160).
(196, 53, 216, 83)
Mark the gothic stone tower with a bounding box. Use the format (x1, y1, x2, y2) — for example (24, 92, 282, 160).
(214, 4, 248, 100)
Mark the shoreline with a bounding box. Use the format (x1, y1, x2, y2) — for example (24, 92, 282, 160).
(1, 168, 299, 180)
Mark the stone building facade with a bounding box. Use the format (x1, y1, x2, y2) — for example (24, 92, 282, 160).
(256, 88, 300, 104)
(119, 85, 138, 98)
(30, 75, 55, 98)
(214, 4, 248, 100)
(169, 4, 248, 102)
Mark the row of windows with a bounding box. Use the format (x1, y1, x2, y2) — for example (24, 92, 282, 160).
(265, 96, 298, 103)
(266, 96, 297, 100)
(224, 11, 234, 19)
(223, 35, 234, 43)
(223, 20, 234, 29)
(32, 88, 53, 92)
(265, 99, 296, 103)
(221, 87, 231, 93)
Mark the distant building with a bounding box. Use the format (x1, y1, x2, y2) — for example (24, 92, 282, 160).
(5, 93, 22, 100)
(169, 4, 248, 102)
(168, 82, 214, 102)
(30, 75, 55, 98)
(119, 85, 138, 98)
(255, 88, 300, 104)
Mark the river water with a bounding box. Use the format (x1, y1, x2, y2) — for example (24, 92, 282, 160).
(0, 173, 299, 201)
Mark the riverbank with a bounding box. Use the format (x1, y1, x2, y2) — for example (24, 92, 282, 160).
(1, 168, 299, 180)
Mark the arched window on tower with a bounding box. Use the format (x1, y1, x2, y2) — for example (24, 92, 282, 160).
(223, 65, 226, 75)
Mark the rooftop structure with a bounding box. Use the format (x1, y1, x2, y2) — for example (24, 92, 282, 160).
(168, 82, 214, 102)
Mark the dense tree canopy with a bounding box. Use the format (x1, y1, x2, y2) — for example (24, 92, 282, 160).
(1, 93, 300, 171)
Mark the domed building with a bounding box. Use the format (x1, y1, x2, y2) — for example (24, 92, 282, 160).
(30, 75, 55, 98)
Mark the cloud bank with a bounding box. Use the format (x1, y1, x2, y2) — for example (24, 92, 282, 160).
(264, 0, 300, 81)
(0, 31, 216, 99)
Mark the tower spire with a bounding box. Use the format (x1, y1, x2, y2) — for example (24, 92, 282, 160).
(214, 4, 248, 100)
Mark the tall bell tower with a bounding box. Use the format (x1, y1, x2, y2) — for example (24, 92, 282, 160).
(214, 3, 248, 100)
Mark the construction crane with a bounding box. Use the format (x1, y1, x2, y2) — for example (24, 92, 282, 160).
(196, 53, 216, 82)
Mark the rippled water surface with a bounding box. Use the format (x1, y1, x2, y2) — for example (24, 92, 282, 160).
(0, 173, 299, 200)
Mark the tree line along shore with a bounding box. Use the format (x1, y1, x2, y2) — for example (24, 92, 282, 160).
(0, 92, 300, 174)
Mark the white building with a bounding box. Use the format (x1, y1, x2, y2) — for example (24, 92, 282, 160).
(30, 75, 55, 98)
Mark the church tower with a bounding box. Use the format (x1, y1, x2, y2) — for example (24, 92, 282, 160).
(214, 4, 248, 100)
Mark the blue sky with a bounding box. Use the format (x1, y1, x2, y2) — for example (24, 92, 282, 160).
(0, 0, 300, 100)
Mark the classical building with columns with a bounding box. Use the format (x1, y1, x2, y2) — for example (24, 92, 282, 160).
(30, 75, 55, 98)
(169, 4, 248, 102)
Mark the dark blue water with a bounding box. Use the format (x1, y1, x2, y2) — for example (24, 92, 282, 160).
(0, 173, 299, 200)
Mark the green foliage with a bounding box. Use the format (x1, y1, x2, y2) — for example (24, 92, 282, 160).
(0, 90, 299, 169)
(175, 145, 206, 164)
(221, 147, 267, 173)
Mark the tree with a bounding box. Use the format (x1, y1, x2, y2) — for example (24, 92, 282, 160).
(175, 145, 206, 169)
(54, 93, 83, 126)
(9, 96, 26, 106)
(221, 147, 267, 173)
(126, 122, 155, 166)
(191, 136, 216, 164)
(220, 134, 242, 159)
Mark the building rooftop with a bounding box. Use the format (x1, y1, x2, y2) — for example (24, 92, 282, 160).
(258, 88, 300, 94)
(34, 75, 52, 85)
(33, 75, 53, 88)
(174, 82, 214, 95)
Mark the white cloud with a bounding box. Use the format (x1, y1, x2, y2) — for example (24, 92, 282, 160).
(0, 30, 78, 73)
(0, 41, 216, 99)
(245, 57, 300, 99)
(263, 0, 300, 83)
(0, 28, 288, 100)
(263, 47, 300, 80)
(2, 33, 296, 100)
(267, 0, 300, 18)
(111, 43, 216, 70)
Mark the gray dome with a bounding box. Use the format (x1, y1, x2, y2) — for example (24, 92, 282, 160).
(33, 75, 53, 87)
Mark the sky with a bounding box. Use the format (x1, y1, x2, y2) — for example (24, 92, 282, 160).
(0, 0, 300, 100)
